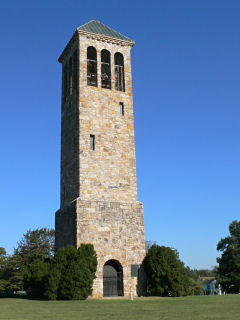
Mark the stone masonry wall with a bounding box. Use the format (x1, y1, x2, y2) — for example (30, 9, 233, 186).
(56, 198, 146, 297)
(78, 34, 138, 202)
(76, 198, 145, 298)
(55, 201, 77, 250)
(60, 37, 79, 207)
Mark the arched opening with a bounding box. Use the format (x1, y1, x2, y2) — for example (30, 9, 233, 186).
(101, 49, 111, 89)
(103, 260, 124, 297)
(87, 46, 97, 87)
(114, 52, 125, 92)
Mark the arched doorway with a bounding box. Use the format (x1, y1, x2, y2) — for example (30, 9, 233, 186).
(103, 260, 124, 297)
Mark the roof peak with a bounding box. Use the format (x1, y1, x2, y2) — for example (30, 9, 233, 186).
(77, 20, 134, 43)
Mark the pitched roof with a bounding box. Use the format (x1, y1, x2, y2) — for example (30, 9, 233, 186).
(77, 20, 133, 43)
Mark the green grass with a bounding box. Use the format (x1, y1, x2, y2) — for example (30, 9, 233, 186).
(0, 295, 239, 320)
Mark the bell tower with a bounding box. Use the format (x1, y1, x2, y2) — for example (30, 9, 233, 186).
(55, 20, 146, 298)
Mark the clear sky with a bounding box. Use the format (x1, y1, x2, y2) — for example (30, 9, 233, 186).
(0, 0, 240, 270)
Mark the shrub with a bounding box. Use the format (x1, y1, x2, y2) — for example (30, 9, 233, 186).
(23, 244, 97, 300)
(143, 244, 190, 297)
(24, 259, 50, 298)
(47, 244, 97, 300)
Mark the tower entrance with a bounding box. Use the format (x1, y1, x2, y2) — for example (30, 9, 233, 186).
(103, 260, 124, 297)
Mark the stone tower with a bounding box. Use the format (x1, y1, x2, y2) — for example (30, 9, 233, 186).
(55, 20, 146, 298)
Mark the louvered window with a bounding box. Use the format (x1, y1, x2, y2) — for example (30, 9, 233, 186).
(87, 46, 97, 87)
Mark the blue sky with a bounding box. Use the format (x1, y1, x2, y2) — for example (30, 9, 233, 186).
(1, 0, 240, 269)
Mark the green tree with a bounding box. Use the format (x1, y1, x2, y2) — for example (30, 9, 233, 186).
(44, 264, 61, 300)
(143, 244, 190, 297)
(0, 248, 6, 259)
(5, 228, 54, 292)
(217, 220, 240, 293)
(145, 241, 157, 253)
(0, 248, 8, 292)
(23, 259, 50, 298)
(14, 228, 55, 266)
(4, 256, 24, 292)
(54, 244, 97, 300)
(25, 244, 98, 300)
(185, 266, 200, 281)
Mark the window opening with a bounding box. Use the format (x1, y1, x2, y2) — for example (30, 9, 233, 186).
(90, 135, 95, 150)
(73, 137, 77, 153)
(114, 52, 125, 92)
(87, 46, 97, 87)
(69, 57, 73, 96)
(101, 49, 111, 89)
(73, 50, 78, 91)
(120, 102, 124, 116)
(63, 64, 67, 101)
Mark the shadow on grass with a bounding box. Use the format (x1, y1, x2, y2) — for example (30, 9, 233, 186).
(0, 291, 50, 301)
(0, 292, 90, 301)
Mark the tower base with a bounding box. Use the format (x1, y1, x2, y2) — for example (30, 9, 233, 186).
(55, 199, 146, 298)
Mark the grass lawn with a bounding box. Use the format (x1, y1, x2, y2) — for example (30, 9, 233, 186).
(0, 295, 239, 320)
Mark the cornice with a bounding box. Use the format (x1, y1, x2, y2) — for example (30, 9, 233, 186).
(58, 31, 79, 63)
(58, 29, 134, 63)
(77, 29, 135, 47)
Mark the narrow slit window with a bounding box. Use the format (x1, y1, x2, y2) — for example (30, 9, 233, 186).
(69, 57, 73, 96)
(63, 64, 68, 101)
(101, 49, 111, 89)
(73, 50, 78, 91)
(87, 46, 97, 87)
(90, 135, 95, 150)
(120, 102, 124, 116)
(114, 52, 125, 92)
(73, 137, 77, 153)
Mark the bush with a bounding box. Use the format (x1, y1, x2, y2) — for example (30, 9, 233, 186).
(187, 278, 204, 295)
(24, 259, 50, 298)
(143, 245, 190, 297)
(24, 244, 97, 300)
(58, 244, 97, 300)
(44, 265, 61, 300)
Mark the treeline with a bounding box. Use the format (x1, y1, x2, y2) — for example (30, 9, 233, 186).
(1, 220, 239, 299)
(185, 267, 217, 280)
(0, 228, 97, 299)
(1, 230, 207, 299)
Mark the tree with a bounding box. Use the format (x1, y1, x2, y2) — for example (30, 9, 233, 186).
(217, 220, 240, 293)
(23, 259, 50, 298)
(185, 266, 200, 281)
(0, 248, 8, 292)
(25, 244, 98, 300)
(14, 228, 55, 266)
(6, 228, 54, 292)
(145, 241, 157, 253)
(0, 248, 7, 273)
(143, 244, 190, 297)
(52, 244, 97, 300)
